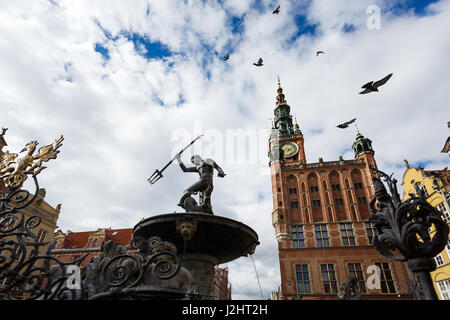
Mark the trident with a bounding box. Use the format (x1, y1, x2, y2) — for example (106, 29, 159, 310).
(147, 134, 204, 185)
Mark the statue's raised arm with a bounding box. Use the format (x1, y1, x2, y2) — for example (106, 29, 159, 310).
(175, 153, 197, 172)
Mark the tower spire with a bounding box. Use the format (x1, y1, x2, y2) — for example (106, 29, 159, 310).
(273, 76, 296, 136)
(355, 122, 361, 135)
(276, 76, 287, 107)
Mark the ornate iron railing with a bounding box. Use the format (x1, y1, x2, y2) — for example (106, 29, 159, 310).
(368, 168, 449, 300)
(0, 134, 192, 300)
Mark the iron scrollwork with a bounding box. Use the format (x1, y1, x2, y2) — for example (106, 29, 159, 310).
(87, 236, 190, 300)
(0, 175, 87, 300)
(368, 168, 449, 299)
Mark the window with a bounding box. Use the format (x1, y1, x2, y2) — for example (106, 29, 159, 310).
(277, 187, 281, 193)
(310, 186, 319, 192)
(12, 244, 24, 261)
(290, 201, 299, 209)
(375, 262, 396, 293)
(436, 202, 450, 223)
(334, 198, 344, 206)
(435, 254, 444, 267)
(37, 229, 47, 242)
(419, 184, 429, 198)
(354, 182, 363, 190)
(295, 264, 311, 294)
(315, 225, 329, 247)
(340, 223, 356, 246)
(446, 239, 450, 260)
(332, 184, 341, 191)
(292, 226, 305, 248)
(365, 222, 378, 245)
(278, 201, 282, 207)
(347, 263, 367, 293)
(321, 264, 338, 293)
(312, 199, 321, 207)
(357, 196, 367, 204)
(437, 279, 450, 300)
(93, 239, 99, 247)
(289, 187, 297, 194)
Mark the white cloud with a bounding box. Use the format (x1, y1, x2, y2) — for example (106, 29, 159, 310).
(0, 0, 449, 299)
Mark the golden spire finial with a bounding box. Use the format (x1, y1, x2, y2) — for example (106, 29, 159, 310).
(269, 118, 275, 129)
(355, 122, 361, 135)
(275, 75, 286, 106)
(294, 114, 299, 127)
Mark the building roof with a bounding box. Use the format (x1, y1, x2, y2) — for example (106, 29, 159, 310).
(62, 228, 133, 249)
(423, 168, 450, 183)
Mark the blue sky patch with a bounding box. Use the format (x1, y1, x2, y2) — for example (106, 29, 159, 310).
(94, 43, 110, 60)
(94, 20, 173, 61)
(63, 62, 73, 82)
(341, 23, 357, 33)
(289, 15, 318, 43)
(229, 15, 245, 34)
(121, 32, 172, 60)
(385, 0, 440, 16)
(310, 128, 324, 135)
(152, 94, 165, 106)
(176, 94, 186, 107)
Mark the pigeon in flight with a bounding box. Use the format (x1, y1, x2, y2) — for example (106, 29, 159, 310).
(224, 54, 230, 61)
(316, 51, 325, 56)
(273, 5, 280, 14)
(253, 58, 263, 66)
(337, 118, 357, 129)
(359, 73, 393, 94)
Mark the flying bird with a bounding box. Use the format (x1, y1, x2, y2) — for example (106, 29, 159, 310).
(337, 118, 357, 129)
(224, 54, 230, 61)
(273, 5, 280, 14)
(253, 58, 263, 66)
(359, 73, 393, 94)
(316, 51, 325, 56)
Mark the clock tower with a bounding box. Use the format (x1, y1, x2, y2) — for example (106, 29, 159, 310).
(269, 77, 306, 166)
(267, 78, 411, 300)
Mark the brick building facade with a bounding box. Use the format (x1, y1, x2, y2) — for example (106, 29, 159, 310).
(268, 79, 412, 300)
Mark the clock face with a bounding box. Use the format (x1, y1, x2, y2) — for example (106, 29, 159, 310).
(281, 142, 299, 158)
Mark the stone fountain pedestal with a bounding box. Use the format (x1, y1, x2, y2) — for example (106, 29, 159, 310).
(133, 212, 259, 299)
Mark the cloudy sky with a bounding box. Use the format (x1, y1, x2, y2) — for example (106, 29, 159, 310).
(0, 0, 449, 299)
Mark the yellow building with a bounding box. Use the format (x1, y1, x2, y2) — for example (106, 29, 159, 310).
(401, 161, 450, 300)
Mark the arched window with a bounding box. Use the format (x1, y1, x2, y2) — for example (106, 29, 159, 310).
(308, 173, 323, 222)
(93, 239, 98, 247)
(348, 190, 354, 203)
(345, 178, 350, 189)
(351, 206, 358, 221)
(330, 171, 346, 221)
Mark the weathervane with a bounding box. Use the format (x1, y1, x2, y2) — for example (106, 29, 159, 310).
(0, 135, 64, 189)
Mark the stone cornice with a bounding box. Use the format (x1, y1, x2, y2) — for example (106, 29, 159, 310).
(281, 159, 365, 171)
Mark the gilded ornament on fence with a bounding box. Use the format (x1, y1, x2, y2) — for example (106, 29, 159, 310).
(0, 135, 64, 189)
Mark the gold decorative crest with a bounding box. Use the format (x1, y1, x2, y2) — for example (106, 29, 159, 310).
(0, 135, 64, 189)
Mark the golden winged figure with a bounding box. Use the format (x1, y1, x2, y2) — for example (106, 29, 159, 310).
(0, 135, 64, 189)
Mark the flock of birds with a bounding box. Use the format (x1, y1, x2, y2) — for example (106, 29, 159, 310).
(221, 5, 394, 131)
